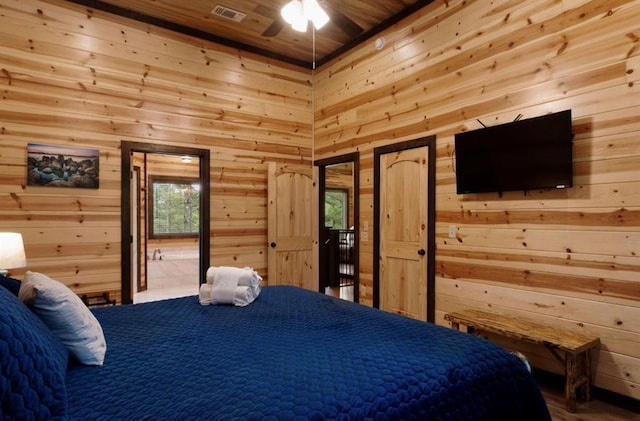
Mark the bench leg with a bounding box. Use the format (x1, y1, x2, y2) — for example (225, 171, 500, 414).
(582, 349, 593, 402)
(565, 353, 577, 412)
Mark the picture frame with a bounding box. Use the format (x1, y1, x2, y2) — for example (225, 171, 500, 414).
(27, 143, 99, 188)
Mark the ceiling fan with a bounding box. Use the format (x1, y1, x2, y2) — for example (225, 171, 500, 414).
(262, 0, 364, 38)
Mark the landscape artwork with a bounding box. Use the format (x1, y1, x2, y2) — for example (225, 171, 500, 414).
(27, 143, 99, 188)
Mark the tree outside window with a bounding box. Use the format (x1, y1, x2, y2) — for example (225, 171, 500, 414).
(325, 189, 348, 229)
(149, 176, 200, 238)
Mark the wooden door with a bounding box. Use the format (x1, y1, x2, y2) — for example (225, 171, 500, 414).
(267, 162, 318, 290)
(375, 138, 435, 322)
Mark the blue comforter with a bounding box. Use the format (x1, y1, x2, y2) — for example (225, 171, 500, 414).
(66, 286, 550, 420)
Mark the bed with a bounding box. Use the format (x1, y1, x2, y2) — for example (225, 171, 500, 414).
(2, 279, 551, 420)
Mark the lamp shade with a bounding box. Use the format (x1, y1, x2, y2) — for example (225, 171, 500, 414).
(0, 232, 27, 273)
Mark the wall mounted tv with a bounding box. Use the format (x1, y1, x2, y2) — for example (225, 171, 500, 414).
(454, 110, 573, 194)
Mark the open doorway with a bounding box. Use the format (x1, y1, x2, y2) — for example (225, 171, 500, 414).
(315, 153, 359, 302)
(121, 142, 210, 305)
(133, 155, 201, 303)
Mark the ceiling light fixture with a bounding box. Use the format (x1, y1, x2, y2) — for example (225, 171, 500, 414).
(281, 0, 330, 33)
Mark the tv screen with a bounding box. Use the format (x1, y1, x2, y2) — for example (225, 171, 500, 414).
(455, 110, 573, 194)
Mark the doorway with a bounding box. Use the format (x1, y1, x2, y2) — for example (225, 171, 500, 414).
(121, 142, 210, 305)
(315, 153, 359, 302)
(373, 137, 435, 322)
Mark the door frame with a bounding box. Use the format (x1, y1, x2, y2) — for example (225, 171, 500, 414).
(132, 165, 144, 293)
(315, 152, 359, 302)
(121, 141, 210, 304)
(373, 137, 435, 321)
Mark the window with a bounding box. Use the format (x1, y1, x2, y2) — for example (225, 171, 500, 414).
(325, 189, 348, 229)
(149, 176, 200, 238)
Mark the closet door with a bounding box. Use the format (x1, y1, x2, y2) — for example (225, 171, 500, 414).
(379, 147, 429, 321)
(374, 137, 435, 322)
(267, 162, 318, 290)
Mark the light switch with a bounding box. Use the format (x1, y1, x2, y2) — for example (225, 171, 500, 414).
(448, 225, 457, 239)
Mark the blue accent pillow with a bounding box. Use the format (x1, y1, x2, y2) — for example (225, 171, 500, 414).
(0, 275, 21, 296)
(0, 286, 69, 419)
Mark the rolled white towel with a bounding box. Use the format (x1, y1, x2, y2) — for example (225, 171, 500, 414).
(200, 284, 261, 307)
(210, 276, 239, 305)
(206, 266, 241, 284)
(199, 283, 213, 306)
(206, 266, 262, 288)
(233, 285, 261, 307)
(238, 269, 262, 288)
(205, 266, 218, 284)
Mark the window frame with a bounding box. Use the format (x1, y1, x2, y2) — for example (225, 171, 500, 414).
(324, 188, 349, 229)
(148, 175, 201, 239)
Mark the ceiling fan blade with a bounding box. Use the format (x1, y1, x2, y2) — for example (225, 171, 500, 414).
(322, 3, 363, 37)
(262, 18, 285, 37)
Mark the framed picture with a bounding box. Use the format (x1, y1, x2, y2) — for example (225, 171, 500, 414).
(27, 143, 99, 188)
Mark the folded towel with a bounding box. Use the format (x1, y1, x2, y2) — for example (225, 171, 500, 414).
(233, 285, 261, 307)
(199, 283, 261, 307)
(199, 283, 213, 305)
(210, 276, 239, 305)
(201, 266, 263, 306)
(238, 270, 262, 288)
(205, 266, 219, 284)
(206, 266, 240, 284)
(206, 266, 262, 288)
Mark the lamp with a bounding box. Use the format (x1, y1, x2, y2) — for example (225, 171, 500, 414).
(281, 0, 330, 33)
(0, 232, 27, 276)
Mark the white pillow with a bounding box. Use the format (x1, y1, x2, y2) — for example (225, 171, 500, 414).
(18, 271, 107, 365)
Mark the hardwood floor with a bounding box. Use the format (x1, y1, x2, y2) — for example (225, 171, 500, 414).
(324, 284, 354, 301)
(537, 374, 639, 420)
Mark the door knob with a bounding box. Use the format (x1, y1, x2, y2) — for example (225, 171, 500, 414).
(417, 248, 426, 256)
(270, 242, 277, 248)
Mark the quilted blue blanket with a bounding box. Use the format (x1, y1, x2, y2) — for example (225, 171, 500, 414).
(66, 286, 550, 420)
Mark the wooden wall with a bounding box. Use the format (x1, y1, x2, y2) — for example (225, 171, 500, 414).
(0, 0, 312, 297)
(314, 0, 640, 400)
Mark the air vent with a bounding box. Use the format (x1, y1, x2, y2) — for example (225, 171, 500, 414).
(212, 5, 246, 22)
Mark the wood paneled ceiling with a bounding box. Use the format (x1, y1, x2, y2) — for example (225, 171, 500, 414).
(63, 0, 434, 68)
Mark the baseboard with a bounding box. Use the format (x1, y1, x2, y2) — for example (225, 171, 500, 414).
(532, 369, 640, 414)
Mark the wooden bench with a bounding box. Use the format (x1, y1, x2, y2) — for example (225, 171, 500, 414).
(81, 292, 117, 308)
(444, 309, 600, 413)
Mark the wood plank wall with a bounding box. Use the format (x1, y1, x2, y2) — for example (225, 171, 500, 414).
(314, 0, 640, 400)
(0, 0, 312, 298)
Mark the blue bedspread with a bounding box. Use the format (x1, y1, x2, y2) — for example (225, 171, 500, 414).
(66, 286, 550, 420)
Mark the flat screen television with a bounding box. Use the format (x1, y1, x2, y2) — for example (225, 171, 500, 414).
(455, 110, 573, 194)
